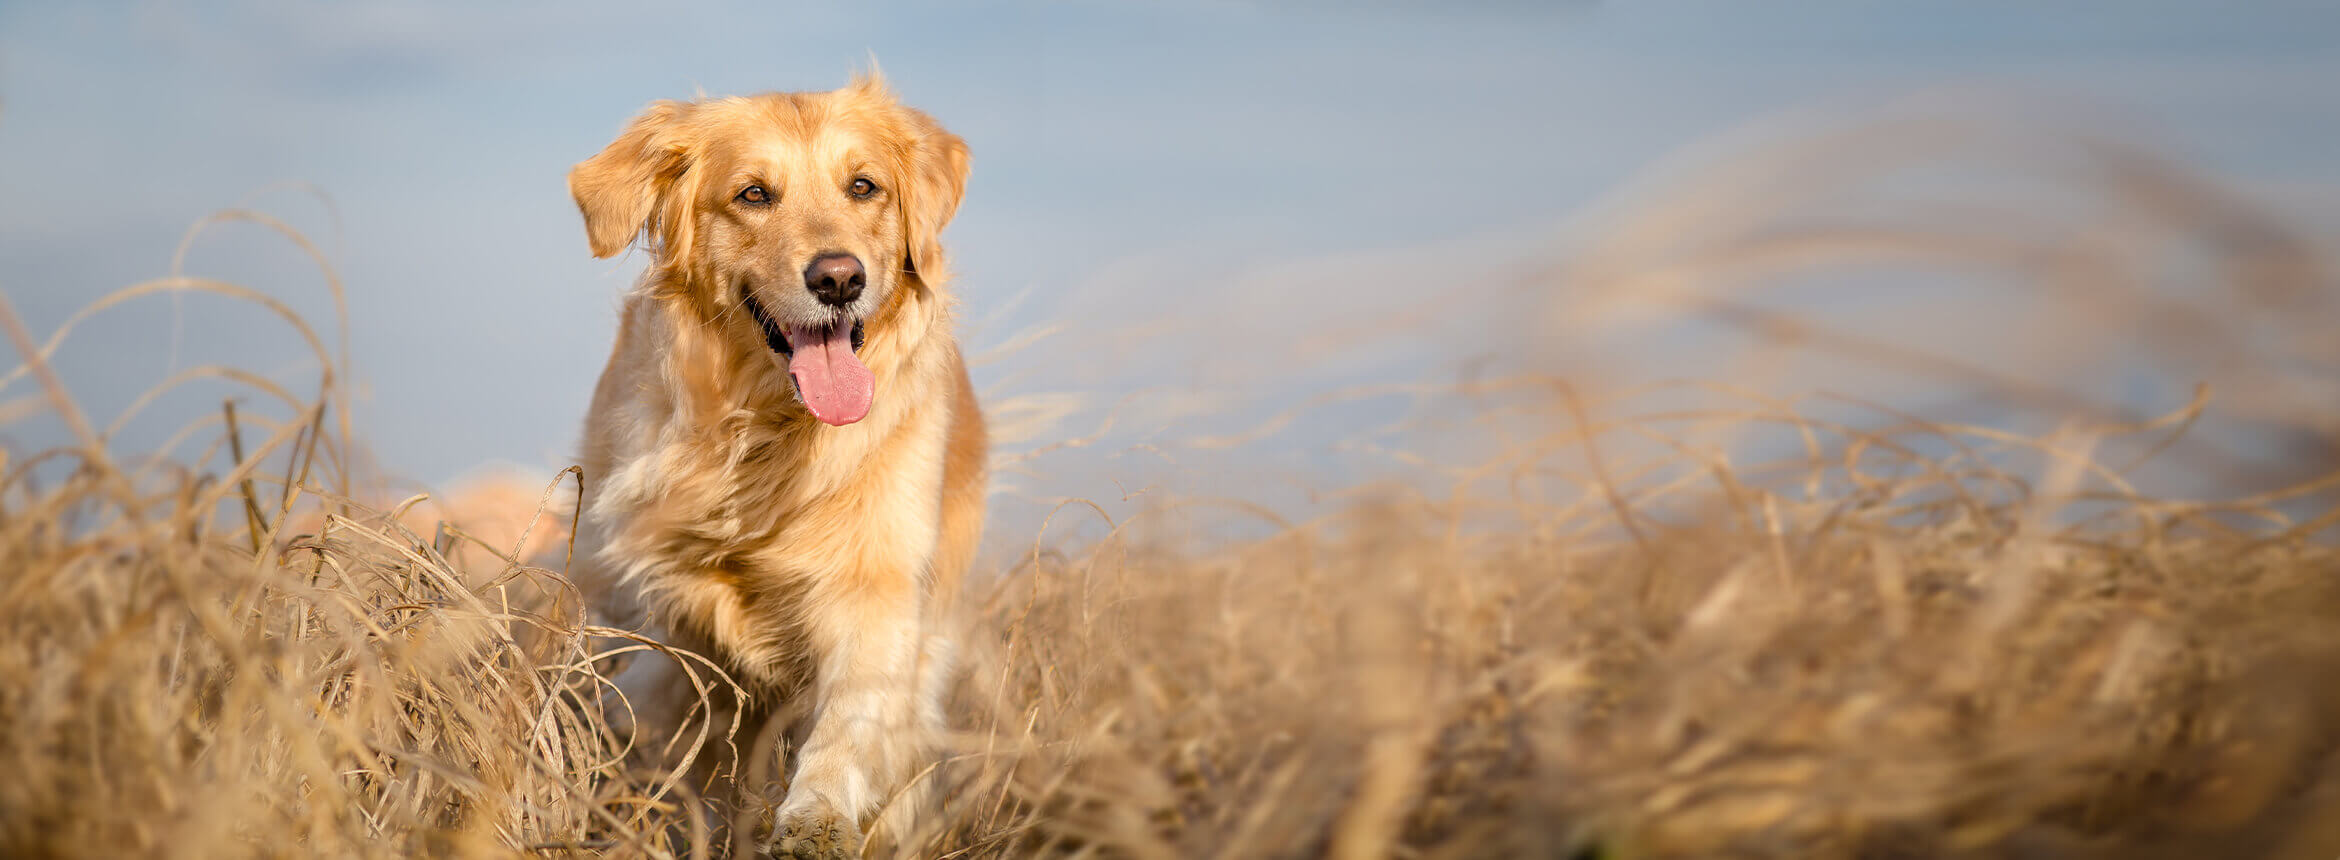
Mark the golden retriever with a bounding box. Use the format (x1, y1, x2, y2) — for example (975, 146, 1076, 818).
(564, 73, 985, 858)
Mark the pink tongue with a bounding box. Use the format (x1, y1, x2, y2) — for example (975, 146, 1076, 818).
(784, 324, 873, 426)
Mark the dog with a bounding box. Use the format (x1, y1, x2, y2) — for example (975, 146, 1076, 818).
(564, 73, 986, 858)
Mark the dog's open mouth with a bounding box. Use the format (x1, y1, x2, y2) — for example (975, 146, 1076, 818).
(743, 288, 872, 427)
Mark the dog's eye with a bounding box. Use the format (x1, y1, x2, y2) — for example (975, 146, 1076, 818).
(736, 185, 771, 206)
(849, 178, 878, 199)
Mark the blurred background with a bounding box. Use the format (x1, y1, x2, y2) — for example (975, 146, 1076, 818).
(4, 1, 2338, 540)
(10, 8, 2340, 856)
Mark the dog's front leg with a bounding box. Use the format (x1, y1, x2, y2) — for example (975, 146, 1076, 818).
(769, 572, 929, 860)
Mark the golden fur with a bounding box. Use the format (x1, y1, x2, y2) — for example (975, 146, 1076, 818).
(564, 74, 985, 858)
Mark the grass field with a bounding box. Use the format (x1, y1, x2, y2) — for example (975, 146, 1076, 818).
(4, 116, 2339, 859)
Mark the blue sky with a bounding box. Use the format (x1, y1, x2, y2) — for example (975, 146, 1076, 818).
(3, 2, 2337, 517)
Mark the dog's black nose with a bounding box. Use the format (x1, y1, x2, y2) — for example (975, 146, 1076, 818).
(805, 254, 865, 306)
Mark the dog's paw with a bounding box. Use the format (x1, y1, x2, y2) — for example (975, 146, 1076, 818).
(766, 806, 861, 860)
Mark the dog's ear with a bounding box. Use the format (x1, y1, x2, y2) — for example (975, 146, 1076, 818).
(896, 106, 971, 282)
(569, 100, 696, 259)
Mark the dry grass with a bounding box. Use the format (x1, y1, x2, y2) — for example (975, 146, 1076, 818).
(5, 112, 2340, 859)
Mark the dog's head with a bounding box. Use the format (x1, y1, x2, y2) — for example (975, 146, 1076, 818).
(569, 74, 970, 426)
